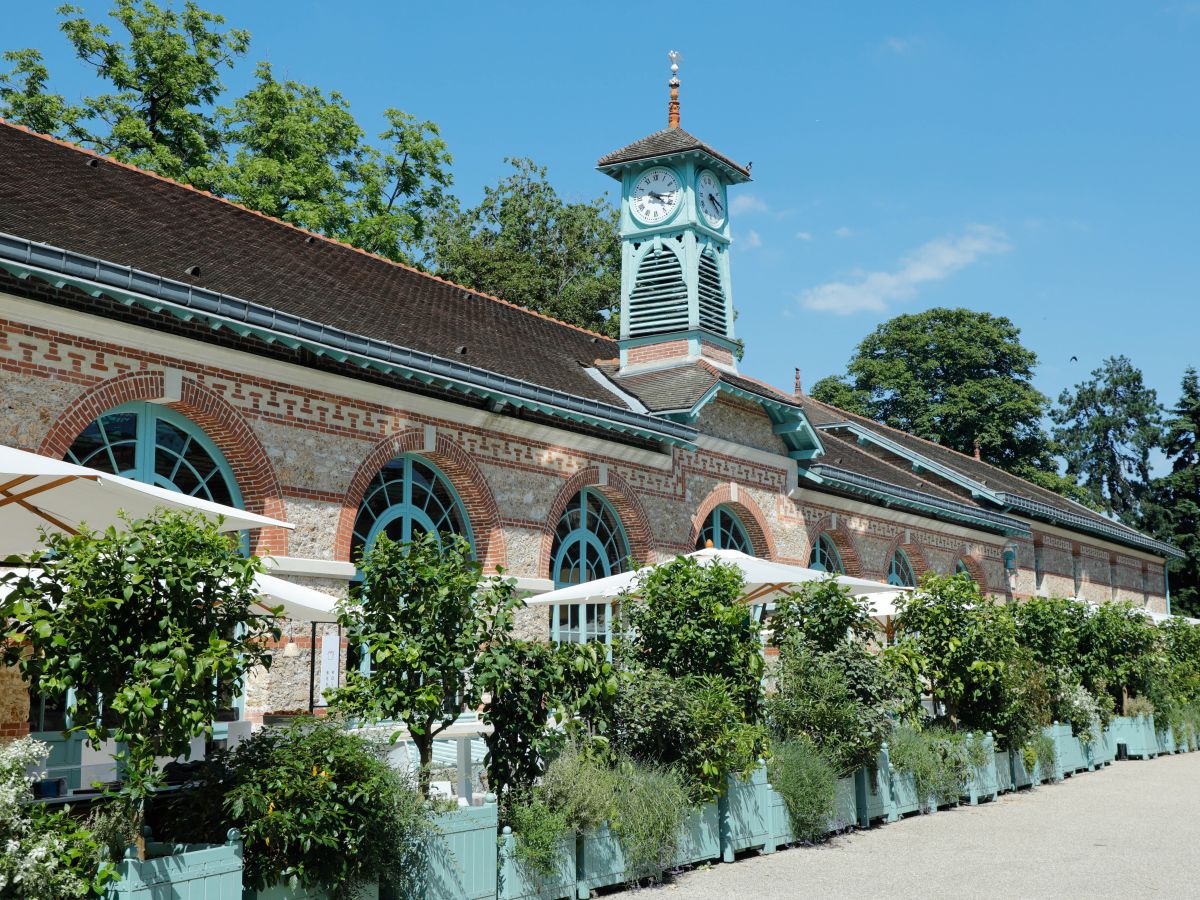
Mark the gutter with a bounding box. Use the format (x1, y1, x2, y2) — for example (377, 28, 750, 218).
(798, 465, 1032, 537)
(996, 492, 1184, 559)
(0, 232, 697, 450)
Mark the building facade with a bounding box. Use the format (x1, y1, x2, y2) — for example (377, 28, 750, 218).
(0, 91, 1181, 729)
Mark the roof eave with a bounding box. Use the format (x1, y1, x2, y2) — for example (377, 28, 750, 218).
(995, 491, 1184, 559)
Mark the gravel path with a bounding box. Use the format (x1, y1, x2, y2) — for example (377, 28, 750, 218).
(647, 753, 1200, 899)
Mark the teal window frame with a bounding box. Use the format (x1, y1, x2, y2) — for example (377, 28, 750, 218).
(955, 559, 971, 577)
(888, 549, 916, 587)
(808, 533, 845, 574)
(696, 504, 753, 554)
(350, 453, 474, 560)
(549, 488, 631, 645)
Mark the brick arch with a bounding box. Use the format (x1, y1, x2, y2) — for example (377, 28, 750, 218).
(334, 429, 505, 570)
(689, 485, 776, 559)
(953, 550, 988, 589)
(878, 531, 931, 584)
(803, 513, 865, 577)
(38, 370, 288, 555)
(539, 467, 654, 580)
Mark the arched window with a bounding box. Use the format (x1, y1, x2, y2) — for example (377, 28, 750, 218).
(888, 549, 916, 587)
(955, 559, 971, 578)
(351, 454, 471, 559)
(550, 489, 630, 644)
(696, 505, 753, 554)
(66, 401, 239, 506)
(808, 533, 845, 574)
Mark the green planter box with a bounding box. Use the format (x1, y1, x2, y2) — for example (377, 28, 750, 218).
(993, 747, 1014, 793)
(1087, 728, 1117, 768)
(1009, 748, 1047, 788)
(963, 734, 1000, 804)
(719, 765, 770, 860)
(888, 766, 930, 817)
(854, 749, 895, 826)
(107, 832, 243, 899)
(765, 775, 855, 850)
(1050, 723, 1089, 776)
(408, 800, 499, 900)
(1156, 725, 1178, 756)
(575, 823, 625, 898)
(674, 802, 721, 867)
(498, 828, 575, 900)
(1109, 716, 1158, 760)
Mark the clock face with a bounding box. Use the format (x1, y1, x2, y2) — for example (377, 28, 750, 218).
(697, 170, 726, 228)
(630, 167, 681, 225)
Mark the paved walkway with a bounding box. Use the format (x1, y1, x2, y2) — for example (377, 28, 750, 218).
(650, 753, 1200, 899)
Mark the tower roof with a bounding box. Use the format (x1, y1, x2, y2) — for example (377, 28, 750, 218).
(597, 127, 751, 183)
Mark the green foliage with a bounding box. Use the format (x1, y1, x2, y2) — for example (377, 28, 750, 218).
(505, 789, 569, 882)
(1124, 695, 1155, 719)
(769, 575, 876, 651)
(174, 718, 429, 897)
(893, 573, 1024, 740)
(613, 667, 764, 803)
(622, 555, 764, 720)
(0, 48, 83, 135)
(766, 738, 838, 843)
(1, 510, 277, 808)
(812, 307, 1054, 476)
(476, 639, 618, 798)
(213, 62, 452, 265)
(0, 738, 116, 898)
(330, 531, 519, 794)
(57, 0, 249, 181)
(430, 157, 621, 334)
(609, 758, 689, 885)
(1140, 368, 1200, 617)
(540, 744, 618, 833)
(888, 725, 969, 810)
(1077, 600, 1162, 712)
(768, 639, 892, 774)
(1023, 730, 1057, 778)
(1052, 355, 1164, 520)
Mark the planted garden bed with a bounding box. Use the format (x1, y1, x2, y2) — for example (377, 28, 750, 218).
(497, 828, 575, 900)
(1109, 715, 1159, 760)
(106, 832, 244, 900)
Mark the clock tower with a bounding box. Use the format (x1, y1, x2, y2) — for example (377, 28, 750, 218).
(598, 51, 751, 375)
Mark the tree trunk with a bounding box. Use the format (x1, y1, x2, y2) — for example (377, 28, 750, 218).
(416, 733, 433, 798)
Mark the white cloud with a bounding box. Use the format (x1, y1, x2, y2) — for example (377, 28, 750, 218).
(798, 225, 1011, 315)
(833, 226, 853, 238)
(730, 194, 768, 216)
(884, 35, 923, 54)
(743, 229, 763, 249)
(795, 231, 813, 241)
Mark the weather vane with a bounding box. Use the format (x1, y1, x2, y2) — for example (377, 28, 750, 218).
(668, 49, 681, 84)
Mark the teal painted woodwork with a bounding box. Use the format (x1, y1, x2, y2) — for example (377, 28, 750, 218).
(765, 774, 856, 851)
(719, 765, 771, 860)
(106, 832, 243, 899)
(674, 802, 722, 867)
(574, 824, 626, 898)
(30, 730, 84, 793)
(1087, 727, 1117, 768)
(549, 489, 630, 645)
(497, 828, 575, 900)
(696, 504, 753, 553)
(855, 747, 896, 826)
(1108, 715, 1159, 760)
(351, 453, 473, 558)
(962, 733, 1000, 805)
(1155, 724, 1178, 756)
(66, 401, 241, 508)
(888, 765, 928, 817)
(408, 801, 500, 900)
(254, 882, 378, 900)
(1048, 723, 1089, 776)
(807, 533, 844, 573)
(887, 550, 916, 587)
(993, 747, 1015, 793)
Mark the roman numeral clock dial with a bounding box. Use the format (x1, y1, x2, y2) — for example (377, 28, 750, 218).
(697, 169, 726, 228)
(630, 167, 681, 225)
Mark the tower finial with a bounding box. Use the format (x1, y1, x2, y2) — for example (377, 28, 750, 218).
(668, 50, 681, 129)
(794, 367, 803, 397)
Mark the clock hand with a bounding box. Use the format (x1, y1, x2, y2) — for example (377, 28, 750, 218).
(708, 193, 724, 213)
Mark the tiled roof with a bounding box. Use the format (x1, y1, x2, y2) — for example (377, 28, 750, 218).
(0, 121, 622, 407)
(597, 127, 751, 180)
(595, 359, 800, 414)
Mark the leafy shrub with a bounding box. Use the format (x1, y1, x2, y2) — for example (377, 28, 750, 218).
(1125, 695, 1155, 719)
(0, 738, 115, 898)
(1022, 731, 1057, 779)
(610, 759, 689, 884)
(614, 667, 764, 803)
(888, 725, 968, 810)
(766, 738, 837, 843)
(506, 789, 569, 881)
(768, 639, 892, 774)
(770, 576, 876, 650)
(622, 556, 764, 721)
(166, 718, 429, 898)
(1060, 681, 1103, 745)
(540, 744, 618, 833)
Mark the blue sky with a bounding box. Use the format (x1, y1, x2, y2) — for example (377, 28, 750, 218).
(7, 0, 1199, 420)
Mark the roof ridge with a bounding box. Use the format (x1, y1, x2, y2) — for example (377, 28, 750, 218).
(816, 429, 974, 505)
(0, 118, 616, 345)
(804, 393, 1147, 533)
(699, 360, 800, 405)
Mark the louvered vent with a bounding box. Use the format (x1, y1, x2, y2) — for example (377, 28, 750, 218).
(697, 249, 728, 336)
(627, 246, 688, 337)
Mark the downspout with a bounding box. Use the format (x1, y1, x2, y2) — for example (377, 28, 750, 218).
(1165, 565, 1172, 616)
